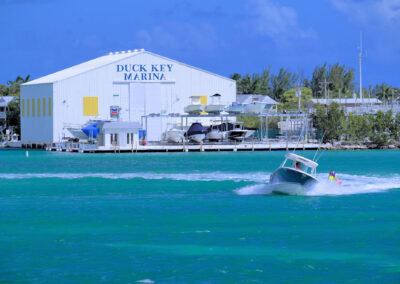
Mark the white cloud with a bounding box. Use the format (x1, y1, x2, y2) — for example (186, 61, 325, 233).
(330, 0, 400, 26)
(244, 0, 316, 42)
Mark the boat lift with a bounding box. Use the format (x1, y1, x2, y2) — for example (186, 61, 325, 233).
(141, 112, 311, 142)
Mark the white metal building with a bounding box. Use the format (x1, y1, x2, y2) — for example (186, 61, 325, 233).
(20, 49, 236, 144)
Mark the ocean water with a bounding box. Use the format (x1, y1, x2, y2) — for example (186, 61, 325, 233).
(0, 149, 399, 283)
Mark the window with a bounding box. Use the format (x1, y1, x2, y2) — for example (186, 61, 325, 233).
(83, 96, 99, 116)
(127, 133, 134, 144)
(42, 98, 46, 116)
(0, 107, 4, 112)
(32, 99, 35, 117)
(48, 97, 52, 116)
(27, 99, 30, 116)
(111, 133, 118, 145)
(21, 99, 25, 117)
(37, 98, 40, 117)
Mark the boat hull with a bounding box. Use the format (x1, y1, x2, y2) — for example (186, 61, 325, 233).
(226, 105, 244, 114)
(205, 105, 225, 114)
(269, 168, 318, 195)
(244, 103, 266, 114)
(189, 134, 205, 143)
(184, 105, 205, 115)
(206, 130, 223, 141)
(166, 129, 185, 143)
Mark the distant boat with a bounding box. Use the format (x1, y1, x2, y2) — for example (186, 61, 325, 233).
(269, 153, 319, 195)
(226, 102, 244, 114)
(205, 94, 225, 114)
(186, 122, 207, 143)
(228, 122, 248, 141)
(184, 96, 205, 115)
(243, 102, 266, 114)
(206, 122, 224, 141)
(165, 128, 185, 143)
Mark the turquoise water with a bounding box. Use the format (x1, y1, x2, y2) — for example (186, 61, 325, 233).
(1, 150, 399, 283)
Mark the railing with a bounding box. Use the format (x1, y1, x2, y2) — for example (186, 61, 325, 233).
(0, 112, 6, 119)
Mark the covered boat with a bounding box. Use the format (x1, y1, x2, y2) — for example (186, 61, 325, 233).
(269, 153, 319, 195)
(186, 122, 208, 143)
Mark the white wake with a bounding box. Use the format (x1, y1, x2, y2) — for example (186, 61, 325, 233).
(235, 173, 400, 196)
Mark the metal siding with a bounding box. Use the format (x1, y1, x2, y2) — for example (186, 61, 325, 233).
(20, 83, 54, 143)
(25, 52, 236, 142)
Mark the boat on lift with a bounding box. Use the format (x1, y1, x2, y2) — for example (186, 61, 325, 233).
(269, 153, 319, 195)
(228, 122, 248, 142)
(243, 102, 267, 114)
(206, 121, 224, 141)
(205, 94, 225, 114)
(184, 96, 205, 115)
(186, 122, 208, 143)
(165, 128, 186, 143)
(226, 102, 244, 114)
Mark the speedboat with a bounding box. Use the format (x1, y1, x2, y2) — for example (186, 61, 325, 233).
(226, 102, 244, 114)
(269, 153, 319, 195)
(186, 122, 208, 143)
(228, 122, 248, 142)
(205, 94, 225, 114)
(165, 128, 185, 143)
(184, 96, 205, 115)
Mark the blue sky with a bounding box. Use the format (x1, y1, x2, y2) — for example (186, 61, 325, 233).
(1, 0, 400, 87)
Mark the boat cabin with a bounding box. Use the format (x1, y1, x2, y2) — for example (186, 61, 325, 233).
(280, 153, 318, 176)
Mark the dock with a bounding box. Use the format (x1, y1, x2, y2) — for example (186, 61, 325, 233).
(44, 141, 321, 153)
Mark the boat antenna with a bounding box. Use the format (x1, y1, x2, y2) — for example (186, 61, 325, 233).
(293, 116, 306, 154)
(313, 130, 326, 161)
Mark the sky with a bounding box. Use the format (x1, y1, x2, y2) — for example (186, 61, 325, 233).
(1, 0, 400, 87)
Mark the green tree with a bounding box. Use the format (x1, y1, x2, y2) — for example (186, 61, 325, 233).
(310, 64, 327, 98)
(6, 98, 20, 135)
(278, 87, 312, 112)
(325, 102, 346, 142)
(271, 68, 296, 102)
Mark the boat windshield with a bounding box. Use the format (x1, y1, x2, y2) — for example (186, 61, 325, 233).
(281, 154, 318, 176)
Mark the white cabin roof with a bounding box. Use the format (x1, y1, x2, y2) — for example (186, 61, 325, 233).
(285, 153, 318, 168)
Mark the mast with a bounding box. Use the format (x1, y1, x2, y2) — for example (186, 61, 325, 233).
(359, 32, 363, 101)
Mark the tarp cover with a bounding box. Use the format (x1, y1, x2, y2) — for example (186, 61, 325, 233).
(82, 122, 101, 139)
(187, 123, 207, 136)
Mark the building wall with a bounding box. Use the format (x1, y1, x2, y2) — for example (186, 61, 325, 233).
(51, 52, 236, 142)
(20, 83, 54, 143)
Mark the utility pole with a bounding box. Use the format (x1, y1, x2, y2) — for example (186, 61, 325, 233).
(296, 88, 302, 113)
(359, 32, 365, 102)
(319, 79, 331, 103)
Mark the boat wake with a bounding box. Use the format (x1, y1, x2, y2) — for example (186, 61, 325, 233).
(0, 172, 398, 196)
(0, 172, 267, 182)
(235, 173, 400, 196)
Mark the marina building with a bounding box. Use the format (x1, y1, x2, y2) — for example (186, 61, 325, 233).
(20, 49, 236, 144)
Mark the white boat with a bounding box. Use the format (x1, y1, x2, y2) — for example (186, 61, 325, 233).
(165, 128, 185, 143)
(205, 94, 225, 114)
(228, 122, 248, 141)
(206, 129, 223, 141)
(269, 153, 319, 195)
(66, 127, 88, 140)
(189, 133, 206, 143)
(226, 102, 244, 114)
(243, 102, 267, 114)
(184, 96, 205, 115)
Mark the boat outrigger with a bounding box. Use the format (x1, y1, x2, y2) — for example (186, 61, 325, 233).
(269, 153, 319, 195)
